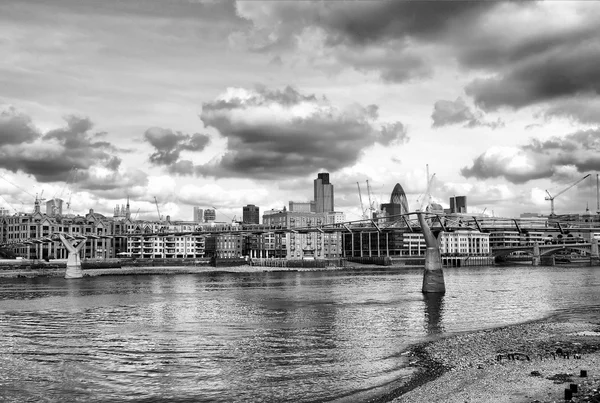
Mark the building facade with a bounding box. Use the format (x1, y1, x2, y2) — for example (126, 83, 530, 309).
(450, 196, 467, 213)
(262, 210, 343, 259)
(193, 207, 204, 223)
(242, 204, 260, 224)
(314, 172, 334, 213)
(204, 209, 216, 222)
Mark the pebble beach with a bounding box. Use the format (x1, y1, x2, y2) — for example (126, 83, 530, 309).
(389, 316, 600, 403)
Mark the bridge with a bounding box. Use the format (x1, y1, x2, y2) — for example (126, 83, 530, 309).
(2, 212, 600, 278)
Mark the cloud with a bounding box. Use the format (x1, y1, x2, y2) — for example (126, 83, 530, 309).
(182, 85, 409, 179)
(144, 127, 210, 167)
(0, 110, 147, 193)
(461, 130, 600, 184)
(460, 3, 600, 115)
(234, 1, 501, 82)
(543, 97, 600, 125)
(431, 98, 503, 129)
(0, 107, 39, 146)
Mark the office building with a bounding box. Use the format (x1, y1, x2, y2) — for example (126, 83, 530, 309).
(243, 204, 260, 224)
(380, 183, 410, 221)
(193, 207, 204, 223)
(289, 201, 316, 213)
(314, 172, 334, 213)
(46, 198, 63, 217)
(204, 208, 216, 222)
(0, 207, 10, 216)
(450, 196, 467, 213)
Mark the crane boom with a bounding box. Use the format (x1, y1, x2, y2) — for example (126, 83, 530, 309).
(366, 180, 376, 219)
(544, 173, 591, 216)
(154, 196, 162, 221)
(356, 182, 367, 220)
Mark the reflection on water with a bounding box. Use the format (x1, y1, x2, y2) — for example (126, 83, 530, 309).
(0, 266, 599, 402)
(423, 293, 445, 335)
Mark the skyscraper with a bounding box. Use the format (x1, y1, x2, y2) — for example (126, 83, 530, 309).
(449, 196, 467, 213)
(380, 183, 410, 220)
(314, 172, 334, 213)
(204, 208, 216, 222)
(193, 207, 204, 223)
(243, 204, 260, 224)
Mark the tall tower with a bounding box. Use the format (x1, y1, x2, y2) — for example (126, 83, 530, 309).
(243, 204, 260, 224)
(314, 172, 334, 213)
(193, 207, 204, 223)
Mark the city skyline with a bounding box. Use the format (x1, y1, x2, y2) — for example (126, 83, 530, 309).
(1, 1, 600, 222)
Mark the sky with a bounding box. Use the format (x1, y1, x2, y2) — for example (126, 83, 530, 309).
(1, 0, 600, 222)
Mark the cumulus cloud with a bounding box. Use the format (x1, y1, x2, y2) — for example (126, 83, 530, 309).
(461, 130, 600, 184)
(431, 98, 503, 129)
(0, 109, 147, 193)
(236, 2, 600, 123)
(144, 127, 210, 168)
(175, 85, 409, 179)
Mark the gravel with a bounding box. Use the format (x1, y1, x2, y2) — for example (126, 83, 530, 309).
(389, 319, 600, 403)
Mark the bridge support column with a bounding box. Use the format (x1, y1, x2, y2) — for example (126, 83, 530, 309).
(591, 239, 600, 266)
(417, 213, 445, 294)
(58, 234, 86, 279)
(532, 243, 540, 266)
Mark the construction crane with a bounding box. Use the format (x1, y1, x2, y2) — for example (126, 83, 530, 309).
(356, 182, 368, 220)
(366, 180, 376, 219)
(154, 196, 162, 221)
(212, 206, 236, 223)
(545, 173, 591, 216)
(417, 173, 436, 211)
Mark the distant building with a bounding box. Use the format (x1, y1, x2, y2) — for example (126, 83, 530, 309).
(46, 198, 64, 217)
(0, 207, 11, 216)
(204, 209, 216, 222)
(314, 172, 334, 213)
(262, 210, 343, 259)
(193, 207, 204, 223)
(380, 183, 410, 221)
(289, 201, 316, 213)
(450, 196, 467, 213)
(243, 204, 260, 224)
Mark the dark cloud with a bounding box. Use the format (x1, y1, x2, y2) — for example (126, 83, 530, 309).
(185, 86, 408, 179)
(543, 98, 600, 125)
(461, 130, 600, 184)
(236, 1, 502, 82)
(462, 14, 600, 113)
(0, 112, 146, 192)
(144, 127, 210, 166)
(431, 98, 503, 129)
(0, 107, 39, 146)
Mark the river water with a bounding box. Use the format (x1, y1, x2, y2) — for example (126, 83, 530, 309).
(1, 265, 599, 402)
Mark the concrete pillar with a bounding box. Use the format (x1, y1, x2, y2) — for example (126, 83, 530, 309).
(417, 213, 445, 294)
(532, 243, 540, 266)
(591, 238, 599, 266)
(58, 234, 86, 279)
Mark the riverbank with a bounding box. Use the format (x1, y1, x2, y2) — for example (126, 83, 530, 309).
(388, 314, 600, 403)
(0, 263, 389, 278)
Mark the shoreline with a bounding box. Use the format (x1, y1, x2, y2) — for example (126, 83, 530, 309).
(386, 313, 600, 403)
(0, 263, 416, 278)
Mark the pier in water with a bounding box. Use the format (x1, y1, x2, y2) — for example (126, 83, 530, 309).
(1, 265, 599, 402)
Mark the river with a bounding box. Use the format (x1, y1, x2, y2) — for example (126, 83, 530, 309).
(1, 265, 599, 402)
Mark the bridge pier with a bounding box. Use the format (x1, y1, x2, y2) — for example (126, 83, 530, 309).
(58, 234, 86, 279)
(417, 213, 445, 294)
(532, 243, 541, 266)
(591, 239, 600, 266)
